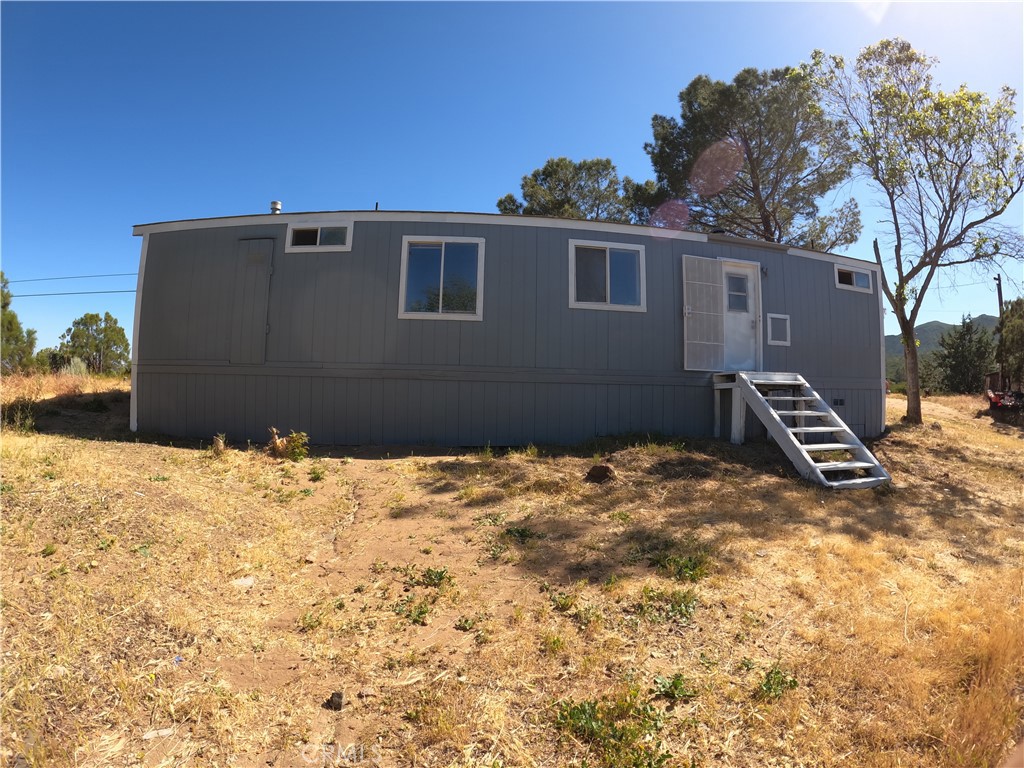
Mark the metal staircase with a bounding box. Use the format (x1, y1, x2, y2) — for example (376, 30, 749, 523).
(713, 372, 890, 490)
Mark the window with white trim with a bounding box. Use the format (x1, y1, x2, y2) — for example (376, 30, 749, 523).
(398, 236, 484, 321)
(568, 239, 646, 312)
(286, 222, 353, 252)
(726, 274, 749, 312)
(767, 313, 791, 346)
(835, 265, 872, 293)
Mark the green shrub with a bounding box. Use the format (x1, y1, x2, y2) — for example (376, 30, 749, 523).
(756, 663, 798, 700)
(555, 688, 671, 768)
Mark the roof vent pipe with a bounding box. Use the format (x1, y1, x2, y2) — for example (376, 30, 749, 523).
(270, 201, 282, 214)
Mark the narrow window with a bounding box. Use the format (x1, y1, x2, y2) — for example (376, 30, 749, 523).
(767, 313, 791, 346)
(291, 228, 319, 247)
(835, 265, 872, 292)
(318, 226, 348, 246)
(568, 240, 646, 312)
(727, 274, 748, 312)
(399, 237, 485, 321)
(286, 221, 354, 252)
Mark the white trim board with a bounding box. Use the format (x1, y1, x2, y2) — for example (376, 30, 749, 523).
(129, 233, 149, 432)
(133, 210, 709, 244)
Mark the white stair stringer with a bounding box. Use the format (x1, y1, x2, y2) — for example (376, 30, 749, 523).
(713, 372, 891, 490)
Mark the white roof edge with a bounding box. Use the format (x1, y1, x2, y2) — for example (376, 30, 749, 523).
(130, 210, 876, 267)
(131, 210, 710, 243)
(786, 246, 878, 269)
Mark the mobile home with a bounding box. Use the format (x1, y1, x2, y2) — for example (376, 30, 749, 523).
(131, 208, 887, 479)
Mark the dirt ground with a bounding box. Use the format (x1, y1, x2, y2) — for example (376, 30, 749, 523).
(1, 381, 1022, 767)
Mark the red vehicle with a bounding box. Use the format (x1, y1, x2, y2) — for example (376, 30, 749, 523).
(985, 371, 1023, 410)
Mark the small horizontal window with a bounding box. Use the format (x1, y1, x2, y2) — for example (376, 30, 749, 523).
(835, 265, 872, 293)
(767, 313, 791, 346)
(569, 239, 646, 312)
(399, 236, 485, 321)
(285, 222, 353, 252)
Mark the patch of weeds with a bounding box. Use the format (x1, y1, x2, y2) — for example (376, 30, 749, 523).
(41, 543, 57, 558)
(573, 605, 604, 630)
(393, 596, 432, 626)
(149, 475, 170, 482)
(97, 537, 114, 551)
(419, 546, 433, 555)
(1, 398, 37, 433)
(285, 430, 309, 461)
(651, 673, 698, 702)
(609, 510, 631, 524)
(632, 586, 698, 624)
(550, 591, 578, 613)
(505, 525, 545, 545)
(46, 564, 69, 580)
(698, 653, 717, 670)
(416, 567, 453, 589)
(455, 614, 482, 632)
(299, 488, 314, 497)
(484, 536, 510, 561)
(298, 610, 323, 632)
(475, 511, 507, 527)
(456, 485, 480, 502)
(540, 632, 565, 656)
(623, 545, 646, 566)
(42, 470, 58, 480)
(308, 464, 326, 482)
(649, 551, 711, 582)
(737, 657, 756, 672)
(135, 542, 152, 558)
(331, 597, 345, 611)
(755, 663, 798, 701)
(0, 481, 13, 494)
(479, 443, 494, 460)
(555, 687, 671, 768)
(370, 558, 388, 574)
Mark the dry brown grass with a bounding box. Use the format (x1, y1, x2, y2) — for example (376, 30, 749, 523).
(1, 386, 1022, 767)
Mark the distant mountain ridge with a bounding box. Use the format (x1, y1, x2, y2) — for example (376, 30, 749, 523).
(885, 314, 999, 359)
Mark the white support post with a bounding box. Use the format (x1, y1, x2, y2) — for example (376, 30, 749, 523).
(714, 388, 721, 439)
(730, 389, 746, 445)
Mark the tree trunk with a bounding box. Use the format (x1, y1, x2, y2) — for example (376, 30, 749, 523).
(902, 330, 923, 424)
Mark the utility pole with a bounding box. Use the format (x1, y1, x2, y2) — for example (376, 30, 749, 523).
(994, 274, 1005, 389)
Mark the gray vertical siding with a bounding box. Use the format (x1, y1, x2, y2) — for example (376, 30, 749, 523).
(134, 216, 883, 445)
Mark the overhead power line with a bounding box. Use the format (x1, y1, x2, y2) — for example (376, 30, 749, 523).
(11, 290, 137, 298)
(7, 272, 138, 283)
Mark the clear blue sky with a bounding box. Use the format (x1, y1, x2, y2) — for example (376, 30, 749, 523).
(3, 1, 1022, 349)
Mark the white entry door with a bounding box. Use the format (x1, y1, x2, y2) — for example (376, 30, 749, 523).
(722, 261, 761, 371)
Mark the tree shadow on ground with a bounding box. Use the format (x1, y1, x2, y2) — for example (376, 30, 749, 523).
(407, 432, 1015, 587)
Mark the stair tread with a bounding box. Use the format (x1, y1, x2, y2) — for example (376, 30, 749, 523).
(815, 460, 877, 471)
(802, 443, 859, 452)
(751, 380, 805, 387)
(789, 426, 847, 433)
(775, 409, 827, 416)
(827, 477, 889, 490)
(764, 396, 816, 401)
